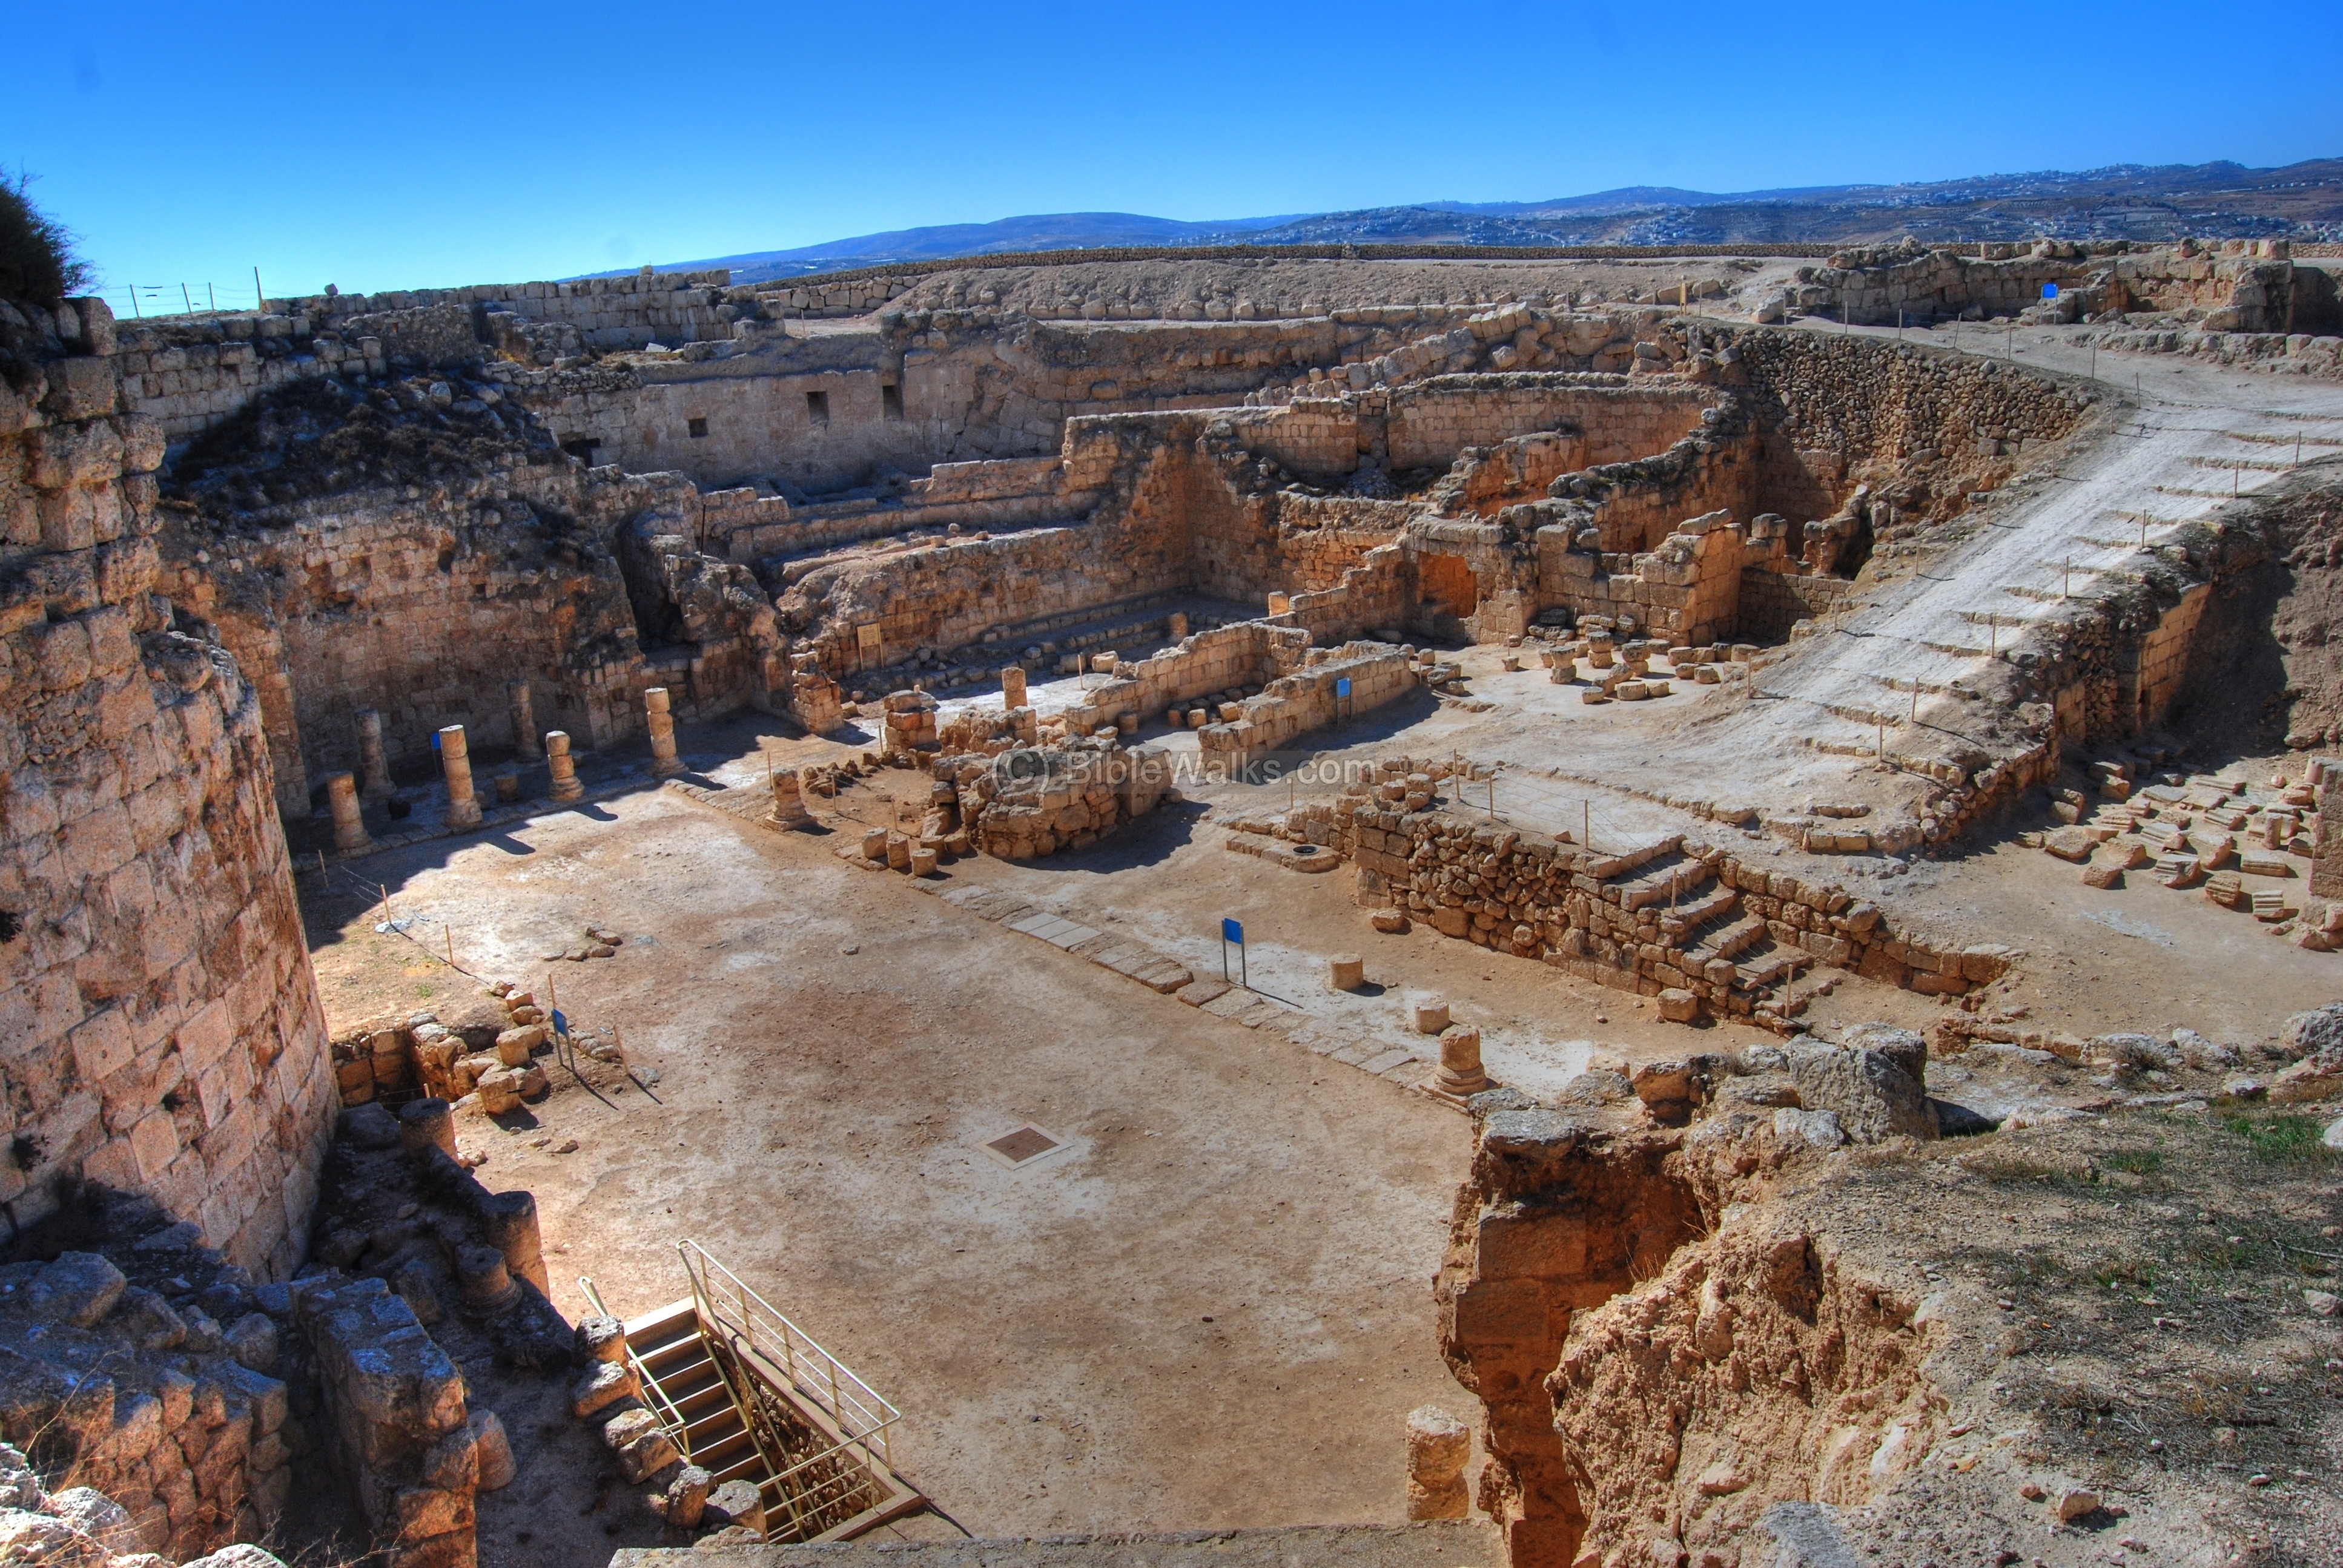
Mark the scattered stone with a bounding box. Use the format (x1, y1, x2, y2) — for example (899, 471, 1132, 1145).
(664, 1464, 713, 1529)
(577, 1315, 629, 1364)
(603, 1406, 680, 1483)
(703, 1478, 765, 1535)
(572, 1357, 639, 1418)
(18, 1253, 128, 1329)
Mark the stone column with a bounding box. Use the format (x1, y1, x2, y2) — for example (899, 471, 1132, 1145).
(507, 682, 541, 760)
(440, 725, 482, 828)
(644, 688, 684, 777)
(1001, 667, 1028, 709)
(1168, 611, 1189, 639)
(480, 1189, 550, 1294)
(355, 708, 394, 800)
(546, 731, 583, 803)
(1406, 1406, 1471, 1521)
(771, 768, 810, 827)
(1435, 1025, 1489, 1097)
(326, 771, 373, 854)
(397, 1097, 456, 1158)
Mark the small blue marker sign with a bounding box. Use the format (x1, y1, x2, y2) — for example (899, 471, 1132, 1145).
(1220, 917, 1248, 987)
(1222, 918, 1243, 943)
(2042, 283, 2059, 300)
(1335, 677, 1352, 699)
(550, 1008, 567, 1036)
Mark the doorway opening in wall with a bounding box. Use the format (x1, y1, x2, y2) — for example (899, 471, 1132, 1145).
(1420, 553, 1479, 618)
(807, 390, 830, 429)
(560, 436, 603, 464)
(881, 384, 903, 422)
(687, 417, 709, 439)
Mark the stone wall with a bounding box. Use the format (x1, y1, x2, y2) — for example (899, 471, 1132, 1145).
(1302, 787, 2010, 1024)
(1784, 237, 2342, 337)
(1734, 561, 1861, 642)
(1, 296, 335, 1274)
(0, 1191, 303, 1560)
(161, 464, 660, 785)
(1387, 377, 1716, 475)
(115, 315, 387, 443)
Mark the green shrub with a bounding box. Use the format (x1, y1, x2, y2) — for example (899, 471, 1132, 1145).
(0, 173, 92, 308)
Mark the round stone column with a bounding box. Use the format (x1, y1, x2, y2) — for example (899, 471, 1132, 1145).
(1435, 1025, 1489, 1097)
(546, 731, 583, 803)
(507, 682, 541, 760)
(440, 725, 482, 828)
(645, 687, 684, 777)
(355, 708, 394, 800)
(326, 771, 373, 854)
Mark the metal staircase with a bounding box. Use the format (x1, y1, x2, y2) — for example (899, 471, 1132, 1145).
(583, 1243, 922, 1543)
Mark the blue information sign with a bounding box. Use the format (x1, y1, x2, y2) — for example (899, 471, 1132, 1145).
(550, 1008, 567, 1036)
(1335, 677, 1352, 699)
(1222, 918, 1243, 943)
(2042, 283, 2058, 299)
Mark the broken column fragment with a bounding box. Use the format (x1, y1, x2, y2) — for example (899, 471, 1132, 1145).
(547, 730, 583, 802)
(508, 682, 541, 760)
(440, 725, 481, 828)
(328, 770, 373, 854)
(646, 687, 685, 777)
(357, 707, 395, 800)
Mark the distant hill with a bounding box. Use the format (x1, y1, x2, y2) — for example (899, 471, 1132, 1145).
(605, 159, 2343, 283)
(621, 211, 1306, 286)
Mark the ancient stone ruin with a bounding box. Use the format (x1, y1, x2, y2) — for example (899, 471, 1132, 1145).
(8, 232, 2343, 1568)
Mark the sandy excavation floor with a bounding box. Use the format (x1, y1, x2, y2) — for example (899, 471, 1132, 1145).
(302, 768, 1481, 1563)
(303, 672, 2343, 1565)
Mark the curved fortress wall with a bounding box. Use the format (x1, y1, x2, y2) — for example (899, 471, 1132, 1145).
(1, 296, 335, 1276)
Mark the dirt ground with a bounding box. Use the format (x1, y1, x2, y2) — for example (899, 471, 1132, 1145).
(300, 679, 2343, 1567)
(302, 749, 1482, 1566)
(1778, 1098, 2343, 1567)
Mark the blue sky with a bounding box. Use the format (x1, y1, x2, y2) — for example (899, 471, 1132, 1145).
(11, 0, 2341, 312)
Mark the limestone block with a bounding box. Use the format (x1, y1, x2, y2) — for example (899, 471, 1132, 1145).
(492, 1027, 544, 1068)
(571, 1360, 638, 1420)
(575, 1316, 628, 1365)
(1405, 1406, 1470, 1521)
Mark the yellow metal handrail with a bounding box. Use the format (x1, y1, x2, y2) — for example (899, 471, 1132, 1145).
(678, 1240, 903, 1472)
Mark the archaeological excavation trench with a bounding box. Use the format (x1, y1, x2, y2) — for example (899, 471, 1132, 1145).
(7, 236, 2343, 1568)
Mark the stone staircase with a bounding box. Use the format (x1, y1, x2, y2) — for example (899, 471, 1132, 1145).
(1589, 843, 1814, 1013)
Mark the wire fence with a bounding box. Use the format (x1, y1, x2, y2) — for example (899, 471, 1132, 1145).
(106, 273, 266, 320)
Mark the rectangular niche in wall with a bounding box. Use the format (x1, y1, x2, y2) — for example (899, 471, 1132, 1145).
(806, 389, 830, 429)
(881, 383, 904, 422)
(687, 417, 709, 439)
